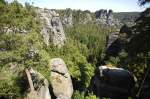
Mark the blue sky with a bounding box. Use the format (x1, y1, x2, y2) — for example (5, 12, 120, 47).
(8, 0, 147, 12)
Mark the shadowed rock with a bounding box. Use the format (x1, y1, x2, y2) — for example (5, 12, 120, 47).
(89, 66, 135, 99)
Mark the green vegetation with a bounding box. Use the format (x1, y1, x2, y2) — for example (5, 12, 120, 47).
(114, 12, 140, 26)
(65, 23, 111, 65)
(0, 0, 149, 99)
(0, 0, 101, 98)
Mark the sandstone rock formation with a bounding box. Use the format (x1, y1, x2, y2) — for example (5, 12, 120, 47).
(62, 8, 73, 27)
(95, 9, 120, 26)
(24, 68, 51, 99)
(95, 9, 108, 24)
(36, 8, 66, 48)
(49, 58, 73, 99)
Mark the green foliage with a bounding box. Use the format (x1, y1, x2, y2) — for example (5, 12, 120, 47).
(0, 0, 39, 33)
(2, 0, 149, 99)
(72, 91, 97, 99)
(72, 91, 85, 99)
(114, 12, 140, 26)
(0, 2, 96, 97)
(65, 23, 110, 65)
(45, 39, 95, 90)
(0, 66, 25, 99)
(85, 93, 97, 99)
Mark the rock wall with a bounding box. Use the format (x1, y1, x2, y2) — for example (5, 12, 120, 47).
(36, 8, 66, 48)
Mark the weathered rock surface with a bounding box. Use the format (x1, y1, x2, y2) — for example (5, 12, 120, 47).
(49, 58, 73, 99)
(36, 8, 66, 48)
(95, 9, 120, 26)
(24, 68, 51, 99)
(62, 8, 73, 27)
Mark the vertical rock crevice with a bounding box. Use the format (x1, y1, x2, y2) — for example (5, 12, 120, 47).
(36, 8, 66, 48)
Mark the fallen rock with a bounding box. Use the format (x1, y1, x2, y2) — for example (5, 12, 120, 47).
(49, 58, 73, 99)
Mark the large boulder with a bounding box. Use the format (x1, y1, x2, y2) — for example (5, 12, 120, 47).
(36, 8, 66, 48)
(89, 66, 135, 99)
(24, 68, 51, 99)
(49, 58, 73, 99)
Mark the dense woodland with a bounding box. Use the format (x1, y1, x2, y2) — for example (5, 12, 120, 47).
(0, 0, 150, 99)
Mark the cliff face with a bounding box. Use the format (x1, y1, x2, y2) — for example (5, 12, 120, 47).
(36, 8, 66, 48)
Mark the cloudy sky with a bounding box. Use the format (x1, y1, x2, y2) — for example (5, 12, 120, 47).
(8, 0, 147, 12)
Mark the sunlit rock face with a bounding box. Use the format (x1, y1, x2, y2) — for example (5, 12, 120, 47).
(62, 8, 73, 27)
(49, 58, 73, 99)
(95, 9, 119, 26)
(36, 8, 66, 48)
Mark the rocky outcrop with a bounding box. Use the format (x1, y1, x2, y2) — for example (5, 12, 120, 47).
(95, 9, 120, 26)
(95, 9, 107, 24)
(49, 58, 73, 99)
(24, 68, 51, 99)
(62, 9, 73, 27)
(89, 66, 135, 98)
(36, 8, 66, 48)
